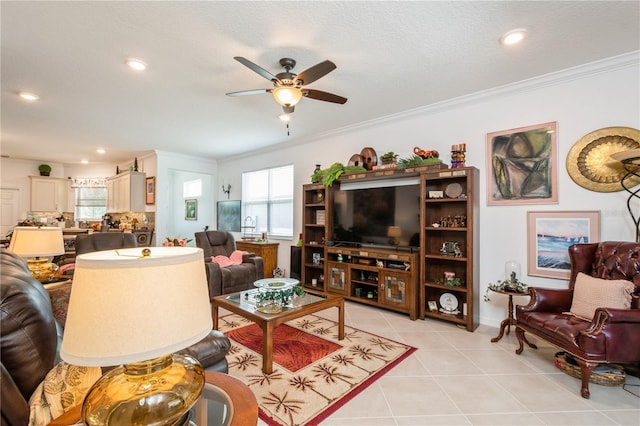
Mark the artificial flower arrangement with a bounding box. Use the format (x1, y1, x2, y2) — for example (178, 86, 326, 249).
(162, 236, 193, 247)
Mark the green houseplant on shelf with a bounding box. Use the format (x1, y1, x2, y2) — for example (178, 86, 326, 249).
(311, 162, 366, 187)
(38, 164, 52, 176)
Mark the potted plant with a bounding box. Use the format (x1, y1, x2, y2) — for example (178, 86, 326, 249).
(38, 164, 51, 176)
(380, 151, 398, 165)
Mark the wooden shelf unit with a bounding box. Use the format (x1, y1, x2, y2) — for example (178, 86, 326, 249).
(420, 166, 479, 331)
(325, 246, 419, 320)
(301, 183, 333, 290)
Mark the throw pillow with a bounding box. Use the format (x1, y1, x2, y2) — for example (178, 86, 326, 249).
(28, 361, 102, 426)
(569, 272, 635, 321)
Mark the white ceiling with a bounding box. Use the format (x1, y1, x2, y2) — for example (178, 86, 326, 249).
(2, 1, 639, 165)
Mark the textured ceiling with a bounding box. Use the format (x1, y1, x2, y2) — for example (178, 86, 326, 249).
(2, 1, 639, 165)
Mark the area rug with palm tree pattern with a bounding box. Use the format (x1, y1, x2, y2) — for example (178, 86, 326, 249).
(218, 313, 416, 426)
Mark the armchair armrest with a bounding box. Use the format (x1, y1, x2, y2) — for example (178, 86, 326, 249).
(203, 261, 223, 299)
(517, 287, 573, 314)
(593, 307, 640, 325)
(242, 253, 264, 280)
(583, 308, 640, 361)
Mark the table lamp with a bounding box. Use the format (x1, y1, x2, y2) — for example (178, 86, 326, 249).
(8, 226, 64, 282)
(387, 226, 402, 245)
(61, 246, 213, 425)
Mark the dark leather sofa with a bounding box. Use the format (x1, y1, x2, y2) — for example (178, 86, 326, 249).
(0, 248, 230, 425)
(75, 231, 137, 254)
(515, 241, 640, 398)
(195, 230, 264, 297)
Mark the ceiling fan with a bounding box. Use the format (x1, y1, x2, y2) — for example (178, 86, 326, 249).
(226, 57, 348, 114)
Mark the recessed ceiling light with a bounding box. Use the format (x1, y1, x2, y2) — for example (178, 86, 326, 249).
(97, 148, 106, 154)
(125, 58, 147, 71)
(500, 29, 527, 46)
(81, 160, 89, 164)
(18, 92, 39, 101)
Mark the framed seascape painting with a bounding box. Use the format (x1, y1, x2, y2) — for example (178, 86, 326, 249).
(487, 122, 558, 205)
(185, 199, 197, 221)
(527, 211, 600, 279)
(217, 200, 241, 232)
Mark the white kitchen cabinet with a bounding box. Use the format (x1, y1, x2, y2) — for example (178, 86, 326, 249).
(30, 176, 68, 212)
(106, 171, 146, 213)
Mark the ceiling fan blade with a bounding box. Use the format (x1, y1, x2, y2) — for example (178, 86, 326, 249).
(295, 60, 336, 86)
(226, 89, 270, 97)
(303, 89, 347, 104)
(234, 57, 281, 83)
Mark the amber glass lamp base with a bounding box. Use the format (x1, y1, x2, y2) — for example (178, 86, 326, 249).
(81, 354, 204, 426)
(27, 257, 59, 282)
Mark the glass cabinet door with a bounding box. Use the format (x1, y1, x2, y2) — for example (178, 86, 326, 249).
(381, 273, 407, 307)
(328, 262, 347, 294)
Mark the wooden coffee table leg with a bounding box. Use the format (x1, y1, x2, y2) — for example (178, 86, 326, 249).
(212, 303, 219, 330)
(337, 300, 345, 340)
(263, 323, 274, 374)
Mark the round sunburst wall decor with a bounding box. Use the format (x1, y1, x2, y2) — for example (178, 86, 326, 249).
(566, 126, 640, 192)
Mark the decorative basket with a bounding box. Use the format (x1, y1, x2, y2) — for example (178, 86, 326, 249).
(554, 352, 625, 386)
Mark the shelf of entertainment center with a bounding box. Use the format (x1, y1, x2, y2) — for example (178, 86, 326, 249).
(324, 246, 419, 320)
(420, 166, 479, 331)
(425, 310, 467, 325)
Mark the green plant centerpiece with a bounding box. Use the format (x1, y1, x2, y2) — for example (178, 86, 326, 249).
(311, 162, 367, 187)
(38, 164, 52, 176)
(255, 285, 306, 313)
(484, 271, 528, 301)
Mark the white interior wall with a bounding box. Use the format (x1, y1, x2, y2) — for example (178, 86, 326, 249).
(154, 150, 217, 245)
(216, 53, 640, 328)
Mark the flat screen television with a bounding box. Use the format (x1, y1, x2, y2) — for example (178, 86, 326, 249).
(331, 180, 421, 250)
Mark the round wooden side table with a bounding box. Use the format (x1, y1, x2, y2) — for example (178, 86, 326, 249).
(489, 288, 531, 343)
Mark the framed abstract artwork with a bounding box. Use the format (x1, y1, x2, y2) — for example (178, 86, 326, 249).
(527, 210, 600, 279)
(217, 200, 241, 232)
(487, 122, 558, 205)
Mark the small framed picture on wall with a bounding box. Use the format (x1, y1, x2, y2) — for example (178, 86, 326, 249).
(145, 177, 155, 205)
(185, 199, 197, 221)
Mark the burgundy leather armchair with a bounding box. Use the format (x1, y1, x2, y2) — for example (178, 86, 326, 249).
(1, 248, 231, 425)
(515, 241, 640, 398)
(195, 231, 264, 297)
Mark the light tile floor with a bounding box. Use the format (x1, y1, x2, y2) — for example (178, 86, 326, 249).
(254, 301, 640, 426)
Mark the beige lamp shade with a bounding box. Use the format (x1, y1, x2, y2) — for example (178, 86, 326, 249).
(8, 226, 64, 257)
(61, 246, 212, 366)
(387, 226, 402, 238)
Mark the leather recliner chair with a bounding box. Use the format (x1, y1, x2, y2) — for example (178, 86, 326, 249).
(515, 241, 640, 398)
(0, 248, 231, 425)
(195, 230, 264, 297)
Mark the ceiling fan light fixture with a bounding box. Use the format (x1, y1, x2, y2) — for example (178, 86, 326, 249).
(278, 113, 291, 122)
(272, 86, 302, 107)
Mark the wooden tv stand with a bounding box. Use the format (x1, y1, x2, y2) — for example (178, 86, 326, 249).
(324, 246, 419, 320)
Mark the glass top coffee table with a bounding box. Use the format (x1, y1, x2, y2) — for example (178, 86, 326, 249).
(212, 288, 344, 374)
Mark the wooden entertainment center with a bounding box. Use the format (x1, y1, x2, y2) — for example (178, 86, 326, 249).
(301, 166, 479, 330)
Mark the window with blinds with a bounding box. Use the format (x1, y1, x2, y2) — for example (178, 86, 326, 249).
(75, 187, 107, 220)
(242, 165, 294, 238)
